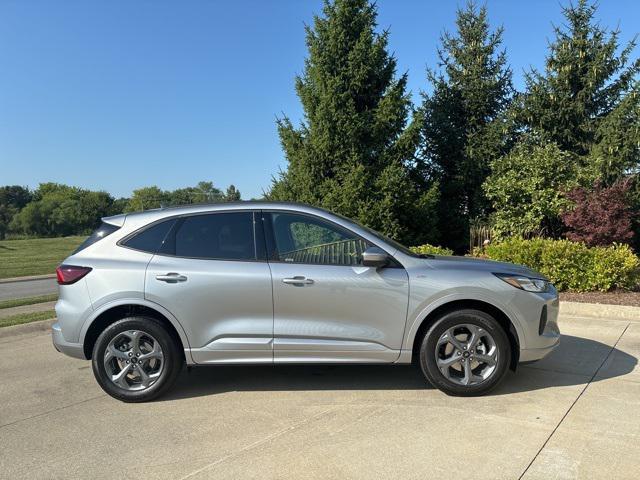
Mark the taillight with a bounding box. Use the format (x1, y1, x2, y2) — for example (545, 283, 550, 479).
(56, 265, 92, 285)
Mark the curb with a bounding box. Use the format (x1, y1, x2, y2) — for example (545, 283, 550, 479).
(560, 301, 640, 322)
(0, 274, 56, 284)
(0, 318, 56, 340)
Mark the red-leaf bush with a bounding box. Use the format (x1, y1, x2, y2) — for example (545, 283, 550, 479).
(561, 179, 635, 247)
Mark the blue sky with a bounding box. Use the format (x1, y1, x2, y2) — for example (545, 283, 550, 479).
(1, 0, 638, 199)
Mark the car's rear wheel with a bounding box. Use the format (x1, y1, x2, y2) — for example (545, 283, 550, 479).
(92, 316, 183, 402)
(418, 309, 510, 396)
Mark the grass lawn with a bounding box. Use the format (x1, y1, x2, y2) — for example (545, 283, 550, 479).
(0, 236, 85, 279)
(0, 309, 56, 328)
(0, 294, 58, 310)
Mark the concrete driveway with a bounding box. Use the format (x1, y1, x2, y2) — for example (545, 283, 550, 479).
(1, 313, 639, 479)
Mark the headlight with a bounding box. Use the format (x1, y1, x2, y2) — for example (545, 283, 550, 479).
(494, 273, 550, 292)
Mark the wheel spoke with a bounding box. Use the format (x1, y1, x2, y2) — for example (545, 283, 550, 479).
(138, 342, 163, 362)
(105, 344, 130, 362)
(474, 353, 497, 366)
(462, 360, 472, 385)
(111, 364, 132, 389)
(138, 366, 161, 388)
(128, 330, 143, 354)
(137, 366, 150, 387)
(467, 326, 484, 350)
(437, 355, 460, 369)
(444, 329, 465, 352)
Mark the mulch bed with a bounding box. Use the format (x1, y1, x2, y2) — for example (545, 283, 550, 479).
(560, 290, 640, 307)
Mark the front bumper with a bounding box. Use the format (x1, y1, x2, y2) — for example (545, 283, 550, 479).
(516, 291, 561, 363)
(52, 322, 86, 360)
(519, 335, 560, 362)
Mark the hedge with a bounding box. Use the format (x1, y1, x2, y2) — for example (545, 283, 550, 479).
(479, 237, 639, 292)
(410, 244, 454, 256)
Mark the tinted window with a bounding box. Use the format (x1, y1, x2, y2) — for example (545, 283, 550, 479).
(122, 219, 175, 253)
(268, 212, 369, 266)
(173, 212, 255, 260)
(73, 222, 120, 254)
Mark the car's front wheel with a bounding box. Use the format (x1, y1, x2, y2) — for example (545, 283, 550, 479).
(418, 309, 511, 396)
(92, 316, 183, 402)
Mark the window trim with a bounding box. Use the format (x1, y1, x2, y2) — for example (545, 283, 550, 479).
(119, 210, 268, 263)
(117, 218, 177, 255)
(261, 210, 402, 268)
(73, 221, 121, 254)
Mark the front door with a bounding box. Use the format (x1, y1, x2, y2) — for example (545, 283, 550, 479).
(145, 211, 273, 364)
(264, 211, 409, 363)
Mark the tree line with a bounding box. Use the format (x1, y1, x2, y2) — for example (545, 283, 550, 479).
(1, 0, 638, 250)
(268, 0, 640, 252)
(0, 182, 241, 238)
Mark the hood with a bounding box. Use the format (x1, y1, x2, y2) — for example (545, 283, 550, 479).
(421, 255, 545, 279)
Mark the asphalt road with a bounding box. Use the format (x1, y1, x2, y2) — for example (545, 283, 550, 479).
(1, 314, 639, 479)
(0, 278, 57, 301)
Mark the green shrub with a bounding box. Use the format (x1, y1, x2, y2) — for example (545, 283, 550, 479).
(410, 244, 453, 256)
(482, 237, 639, 292)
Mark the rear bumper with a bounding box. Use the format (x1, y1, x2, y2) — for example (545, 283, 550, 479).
(52, 322, 86, 360)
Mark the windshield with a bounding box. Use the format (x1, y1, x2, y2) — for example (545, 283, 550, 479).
(358, 224, 424, 257)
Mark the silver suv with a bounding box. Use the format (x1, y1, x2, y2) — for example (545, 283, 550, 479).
(53, 202, 560, 402)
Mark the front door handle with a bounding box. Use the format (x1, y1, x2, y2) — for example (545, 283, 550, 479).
(282, 276, 314, 286)
(156, 273, 188, 283)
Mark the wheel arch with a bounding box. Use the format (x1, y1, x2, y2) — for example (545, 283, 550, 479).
(81, 300, 191, 362)
(409, 299, 520, 371)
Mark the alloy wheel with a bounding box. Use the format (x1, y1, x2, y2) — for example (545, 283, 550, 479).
(103, 330, 164, 391)
(434, 324, 498, 386)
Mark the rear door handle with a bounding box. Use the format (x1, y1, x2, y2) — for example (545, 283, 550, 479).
(282, 276, 314, 285)
(156, 273, 188, 283)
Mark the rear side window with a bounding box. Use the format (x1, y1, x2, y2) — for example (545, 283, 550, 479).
(121, 219, 176, 254)
(164, 212, 256, 261)
(73, 222, 121, 254)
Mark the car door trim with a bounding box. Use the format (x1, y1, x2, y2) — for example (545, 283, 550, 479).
(260, 209, 404, 268)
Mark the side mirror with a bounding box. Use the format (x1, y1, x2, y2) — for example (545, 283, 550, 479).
(362, 246, 390, 268)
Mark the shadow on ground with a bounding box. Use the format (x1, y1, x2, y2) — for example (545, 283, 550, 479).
(161, 334, 636, 401)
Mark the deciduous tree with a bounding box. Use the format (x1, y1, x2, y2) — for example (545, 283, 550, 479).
(0, 186, 32, 239)
(561, 179, 634, 246)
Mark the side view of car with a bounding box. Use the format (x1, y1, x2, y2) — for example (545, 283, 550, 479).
(52, 202, 560, 402)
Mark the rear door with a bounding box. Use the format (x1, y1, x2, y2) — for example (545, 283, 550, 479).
(144, 211, 274, 364)
(264, 211, 409, 363)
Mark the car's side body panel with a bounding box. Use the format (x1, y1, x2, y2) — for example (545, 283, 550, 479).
(145, 254, 274, 364)
(398, 261, 560, 364)
(269, 262, 409, 363)
(77, 297, 195, 363)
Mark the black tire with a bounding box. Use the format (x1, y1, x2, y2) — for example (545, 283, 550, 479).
(92, 316, 183, 402)
(418, 309, 511, 396)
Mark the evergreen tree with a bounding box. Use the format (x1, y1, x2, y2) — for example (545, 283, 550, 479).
(418, 1, 514, 251)
(485, 0, 639, 240)
(224, 185, 241, 202)
(268, 0, 436, 245)
(518, 0, 640, 181)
